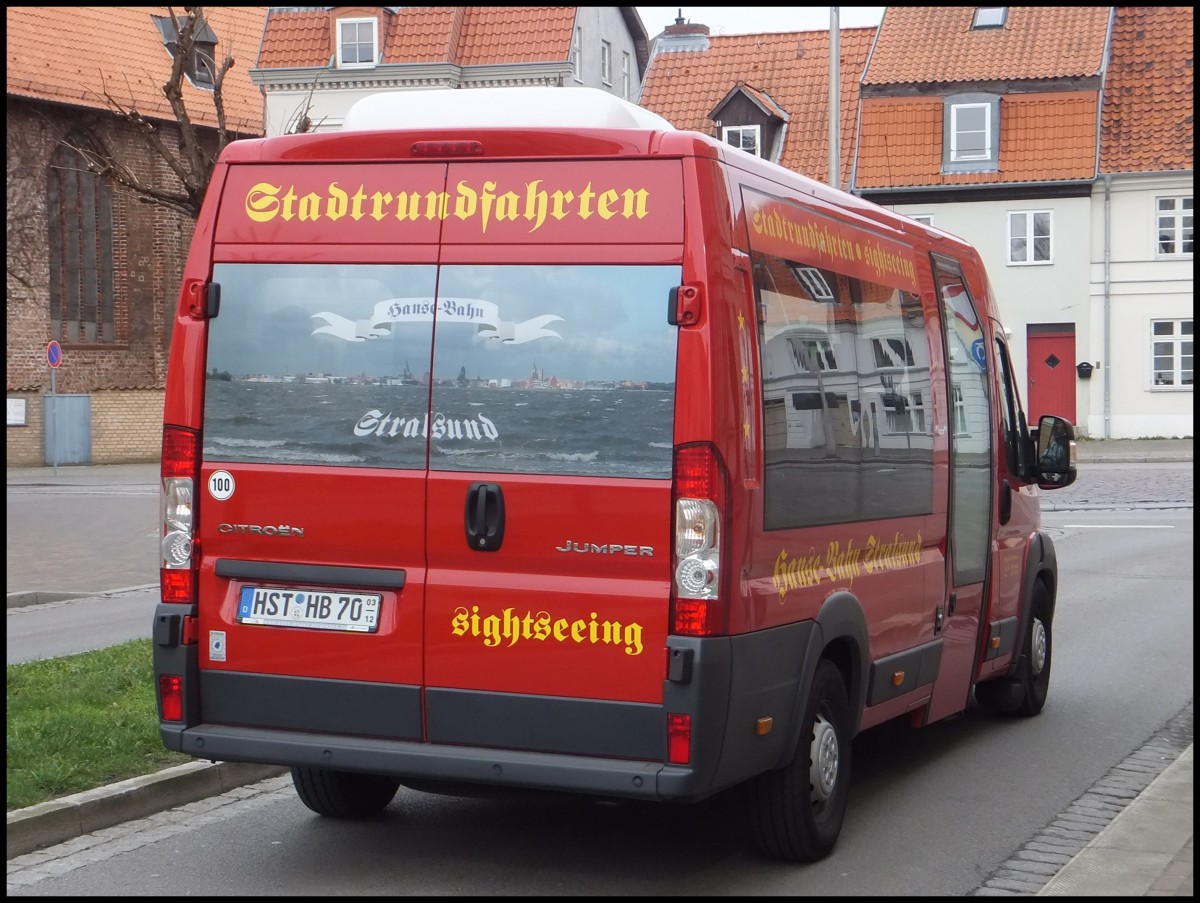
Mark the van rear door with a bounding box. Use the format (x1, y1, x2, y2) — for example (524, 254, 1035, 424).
(421, 160, 685, 746)
(197, 157, 685, 747)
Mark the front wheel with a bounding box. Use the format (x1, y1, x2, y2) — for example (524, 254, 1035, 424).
(975, 580, 1052, 716)
(1012, 581, 1052, 715)
(291, 767, 400, 818)
(749, 659, 853, 862)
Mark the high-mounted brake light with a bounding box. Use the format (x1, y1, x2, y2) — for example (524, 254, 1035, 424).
(160, 425, 200, 604)
(410, 140, 485, 157)
(671, 443, 730, 636)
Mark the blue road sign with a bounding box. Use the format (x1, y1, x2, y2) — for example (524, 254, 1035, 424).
(47, 340, 63, 369)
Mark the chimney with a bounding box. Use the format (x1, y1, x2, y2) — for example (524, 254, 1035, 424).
(653, 8, 710, 53)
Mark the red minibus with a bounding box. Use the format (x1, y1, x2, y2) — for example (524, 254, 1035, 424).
(153, 86, 1077, 861)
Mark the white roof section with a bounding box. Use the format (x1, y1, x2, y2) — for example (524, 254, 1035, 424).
(343, 86, 676, 132)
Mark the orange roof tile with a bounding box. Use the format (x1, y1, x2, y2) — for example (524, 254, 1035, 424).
(5, 6, 267, 135)
(255, 8, 333, 69)
(1101, 6, 1194, 174)
(457, 6, 576, 65)
(257, 6, 577, 70)
(856, 92, 1099, 188)
(639, 28, 877, 185)
(864, 6, 1110, 85)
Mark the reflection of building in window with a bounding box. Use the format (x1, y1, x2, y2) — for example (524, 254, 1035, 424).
(884, 391, 926, 434)
(791, 266, 835, 302)
(952, 384, 968, 435)
(753, 236, 935, 529)
(790, 337, 837, 372)
(872, 336, 915, 368)
(1151, 318, 1194, 386)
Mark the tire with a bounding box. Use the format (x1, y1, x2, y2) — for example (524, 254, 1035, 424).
(975, 580, 1052, 717)
(291, 767, 400, 818)
(749, 660, 852, 862)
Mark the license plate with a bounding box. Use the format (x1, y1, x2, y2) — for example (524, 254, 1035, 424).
(236, 585, 381, 633)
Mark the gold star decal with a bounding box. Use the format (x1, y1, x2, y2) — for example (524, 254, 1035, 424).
(744, 421, 751, 438)
(742, 364, 749, 384)
(737, 311, 745, 331)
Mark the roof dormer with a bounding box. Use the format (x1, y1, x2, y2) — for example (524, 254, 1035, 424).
(331, 7, 390, 68)
(710, 83, 789, 164)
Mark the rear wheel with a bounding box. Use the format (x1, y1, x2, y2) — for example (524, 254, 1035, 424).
(291, 767, 400, 818)
(749, 660, 852, 862)
(975, 580, 1052, 716)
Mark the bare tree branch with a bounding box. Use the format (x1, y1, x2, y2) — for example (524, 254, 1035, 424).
(286, 79, 326, 135)
(58, 6, 243, 220)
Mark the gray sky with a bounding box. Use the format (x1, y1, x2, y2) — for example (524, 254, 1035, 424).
(636, 7, 886, 37)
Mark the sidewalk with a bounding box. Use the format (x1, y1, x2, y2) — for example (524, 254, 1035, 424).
(1037, 745, 1193, 896)
(7, 442, 1194, 891)
(1072, 437, 1193, 464)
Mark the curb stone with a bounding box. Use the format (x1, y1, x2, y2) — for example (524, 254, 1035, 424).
(6, 761, 287, 860)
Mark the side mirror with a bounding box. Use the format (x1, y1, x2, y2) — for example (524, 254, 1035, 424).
(1034, 414, 1077, 490)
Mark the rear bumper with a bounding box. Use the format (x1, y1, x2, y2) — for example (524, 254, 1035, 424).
(154, 603, 822, 803)
(161, 722, 699, 801)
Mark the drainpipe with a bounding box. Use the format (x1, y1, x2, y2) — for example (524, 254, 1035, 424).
(1103, 174, 1112, 438)
(828, 8, 840, 189)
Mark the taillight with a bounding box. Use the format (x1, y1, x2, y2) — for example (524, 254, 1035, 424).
(667, 713, 692, 765)
(670, 443, 729, 636)
(159, 674, 184, 721)
(160, 425, 200, 605)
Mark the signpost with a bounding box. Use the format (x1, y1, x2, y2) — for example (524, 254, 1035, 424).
(47, 341, 62, 475)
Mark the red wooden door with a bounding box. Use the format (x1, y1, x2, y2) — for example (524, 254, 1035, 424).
(1026, 329, 1076, 424)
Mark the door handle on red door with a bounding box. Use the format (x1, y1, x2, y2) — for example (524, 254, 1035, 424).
(465, 482, 505, 551)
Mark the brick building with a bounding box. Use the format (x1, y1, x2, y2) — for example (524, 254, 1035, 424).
(6, 7, 268, 465)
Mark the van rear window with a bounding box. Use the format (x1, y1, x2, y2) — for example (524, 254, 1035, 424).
(202, 263, 681, 478)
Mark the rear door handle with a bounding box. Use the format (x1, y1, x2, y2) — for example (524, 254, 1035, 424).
(465, 482, 505, 551)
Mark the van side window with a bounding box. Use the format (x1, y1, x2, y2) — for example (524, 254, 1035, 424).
(753, 251, 934, 530)
(933, 256, 992, 585)
(994, 334, 1029, 478)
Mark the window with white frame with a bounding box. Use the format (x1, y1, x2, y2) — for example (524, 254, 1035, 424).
(909, 213, 934, 226)
(622, 51, 632, 99)
(950, 103, 991, 161)
(1008, 210, 1052, 265)
(1151, 319, 1193, 387)
(722, 125, 760, 157)
(942, 94, 1000, 172)
(571, 26, 582, 82)
(600, 40, 612, 85)
(1157, 196, 1193, 256)
(336, 17, 377, 68)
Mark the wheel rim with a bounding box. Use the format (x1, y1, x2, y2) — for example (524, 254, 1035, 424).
(809, 712, 840, 802)
(1030, 616, 1048, 676)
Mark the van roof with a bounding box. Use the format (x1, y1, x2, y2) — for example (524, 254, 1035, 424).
(342, 86, 677, 132)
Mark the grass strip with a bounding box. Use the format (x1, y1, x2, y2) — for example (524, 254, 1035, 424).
(7, 638, 192, 811)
